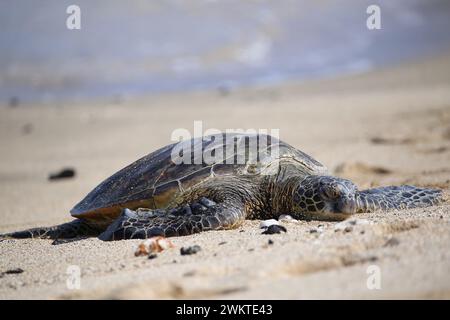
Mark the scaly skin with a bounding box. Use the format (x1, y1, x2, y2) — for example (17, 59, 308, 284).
(355, 185, 443, 212)
(1, 175, 444, 240)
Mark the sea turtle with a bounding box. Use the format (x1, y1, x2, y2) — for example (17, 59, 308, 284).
(2, 133, 443, 241)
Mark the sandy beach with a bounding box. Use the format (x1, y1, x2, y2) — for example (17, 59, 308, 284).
(1, 53, 449, 299)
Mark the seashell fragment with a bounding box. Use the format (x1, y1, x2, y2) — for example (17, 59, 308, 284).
(134, 236, 175, 257)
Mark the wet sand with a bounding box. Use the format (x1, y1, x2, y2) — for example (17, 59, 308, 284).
(0, 53, 449, 299)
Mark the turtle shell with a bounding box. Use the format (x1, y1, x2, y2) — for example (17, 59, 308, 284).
(71, 133, 327, 223)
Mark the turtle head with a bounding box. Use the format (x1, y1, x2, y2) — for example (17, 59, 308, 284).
(292, 175, 358, 220)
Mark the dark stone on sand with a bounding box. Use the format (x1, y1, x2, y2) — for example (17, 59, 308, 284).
(180, 245, 201, 255)
(370, 136, 413, 145)
(48, 168, 76, 181)
(262, 224, 287, 235)
(3, 268, 24, 275)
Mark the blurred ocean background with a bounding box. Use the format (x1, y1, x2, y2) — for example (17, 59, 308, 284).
(1, 0, 450, 104)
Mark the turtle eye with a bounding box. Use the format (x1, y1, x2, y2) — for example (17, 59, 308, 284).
(321, 185, 341, 199)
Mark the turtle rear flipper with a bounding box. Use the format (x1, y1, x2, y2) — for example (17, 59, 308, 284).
(98, 197, 245, 240)
(355, 185, 443, 212)
(1, 219, 101, 240)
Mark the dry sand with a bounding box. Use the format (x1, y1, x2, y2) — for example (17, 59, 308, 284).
(1, 53, 450, 299)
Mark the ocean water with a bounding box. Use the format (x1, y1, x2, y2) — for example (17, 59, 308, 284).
(1, 0, 450, 103)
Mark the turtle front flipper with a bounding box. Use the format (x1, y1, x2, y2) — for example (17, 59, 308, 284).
(98, 197, 246, 240)
(1, 219, 102, 240)
(355, 185, 443, 212)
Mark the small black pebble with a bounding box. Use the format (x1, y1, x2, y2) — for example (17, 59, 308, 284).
(180, 245, 201, 255)
(218, 241, 227, 245)
(239, 230, 245, 233)
(49, 168, 76, 181)
(248, 248, 254, 252)
(344, 226, 353, 233)
(148, 253, 157, 259)
(262, 224, 287, 235)
(4, 268, 24, 275)
(268, 239, 274, 245)
(309, 228, 318, 234)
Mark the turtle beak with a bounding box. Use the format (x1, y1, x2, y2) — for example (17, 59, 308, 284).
(334, 196, 357, 214)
